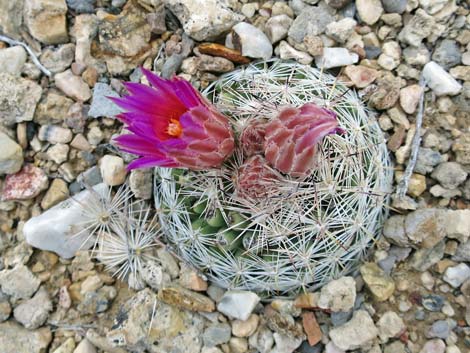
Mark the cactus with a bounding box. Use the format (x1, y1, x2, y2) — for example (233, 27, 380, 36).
(154, 60, 393, 295)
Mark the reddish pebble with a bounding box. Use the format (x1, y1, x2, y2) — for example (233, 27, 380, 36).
(302, 311, 322, 346)
(1, 164, 49, 201)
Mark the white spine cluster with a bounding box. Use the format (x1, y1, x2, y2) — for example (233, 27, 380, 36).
(154, 60, 393, 295)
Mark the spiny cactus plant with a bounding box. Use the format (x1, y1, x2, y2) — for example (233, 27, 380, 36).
(153, 60, 393, 295)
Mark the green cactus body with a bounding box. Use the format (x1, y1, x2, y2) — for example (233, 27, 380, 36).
(154, 60, 393, 295)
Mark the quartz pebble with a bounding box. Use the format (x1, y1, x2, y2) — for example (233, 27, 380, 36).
(99, 155, 126, 186)
(231, 23, 273, 60)
(325, 18, 357, 43)
(278, 41, 313, 65)
(315, 48, 358, 69)
(265, 15, 293, 43)
(24, 184, 107, 258)
(88, 83, 122, 118)
(217, 291, 260, 321)
(423, 62, 462, 96)
(443, 264, 470, 288)
(317, 276, 356, 312)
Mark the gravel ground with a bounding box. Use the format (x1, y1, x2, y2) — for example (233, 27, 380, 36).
(0, 0, 469, 353)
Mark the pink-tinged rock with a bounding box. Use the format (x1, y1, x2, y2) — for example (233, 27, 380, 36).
(400, 84, 423, 114)
(1, 164, 49, 201)
(344, 65, 378, 88)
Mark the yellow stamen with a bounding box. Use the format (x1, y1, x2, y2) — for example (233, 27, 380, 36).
(167, 118, 182, 137)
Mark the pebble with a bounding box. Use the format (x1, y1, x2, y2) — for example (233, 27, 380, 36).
(55, 69, 92, 102)
(88, 83, 123, 118)
(47, 143, 70, 164)
(231, 22, 273, 60)
(217, 290, 260, 321)
(377, 311, 406, 342)
(0, 46, 27, 75)
(344, 65, 378, 88)
(265, 15, 293, 44)
(1, 164, 49, 201)
(369, 73, 401, 110)
(53, 337, 76, 353)
(0, 321, 52, 353)
(400, 84, 423, 114)
(422, 295, 445, 312)
(423, 61, 462, 96)
(432, 39, 462, 69)
(405, 209, 446, 248)
(382, 0, 407, 13)
(419, 339, 446, 353)
(129, 169, 152, 200)
(329, 310, 378, 351)
(415, 148, 444, 175)
(302, 311, 322, 346)
(315, 48, 358, 69)
(35, 92, 74, 125)
(0, 73, 43, 126)
(360, 263, 395, 301)
(395, 171, 426, 198)
(158, 285, 215, 312)
(196, 54, 235, 73)
(271, 332, 303, 353)
(325, 18, 357, 43)
(40, 178, 69, 210)
(0, 264, 40, 300)
(232, 314, 260, 337)
(13, 286, 52, 329)
(165, 0, 243, 41)
(66, 0, 95, 13)
(0, 132, 23, 175)
(431, 162, 467, 189)
(39, 43, 75, 74)
(378, 41, 401, 70)
(443, 264, 470, 288)
(398, 9, 435, 47)
(99, 155, 126, 186)
(23, 183, 107, 258)
(24, 0, 68, 44)
(324, 341, 344, 353)
(426, 320, 452, 339)
(38, 125, 73, 144)
(356, 0, 383, 25)
(317, 276, 356, 312)
(73, 339, 97, 353)
(278, 41, 313, 65)
(288, 6, 334, 43)
(203, 323, 232, 347)
(445, 210, 470, 243)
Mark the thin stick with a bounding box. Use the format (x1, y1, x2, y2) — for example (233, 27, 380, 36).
(0, 34, 52, 77)
(396, 75, 426, 198)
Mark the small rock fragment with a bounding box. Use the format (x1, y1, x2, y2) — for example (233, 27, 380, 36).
(1, 164, 48, 201)
(13, 287, 52, 329)
(344, 65, 378, 88)
(315, 48, 358, 69)
(423, 61, 462, 96)
(158, 285, 215, 312)
(0, 46, 27, 75)
(265, 15, 293, 44)
(24, 0, 68, 44)
(400, 84, 423, 114)
(360, 263, 395, 301)
(329, 310, 378, 351)
(99, 155, 126, 186)
(88, 83, 122, 118)
(317, 276, 356, 312)
(55, 69, 92, 102)
(356, 0, 383, 25)
(376, 311, 406, 341)
(217, 290, 260, 321)
(0, 264, 40, 300)
(0, 132, 23, 175)
(443, 264, 470, 288)
(232, 22, 273, 60)
(431, 162, 467, 189)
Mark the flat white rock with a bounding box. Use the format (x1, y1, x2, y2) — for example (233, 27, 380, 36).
(217, 290, 260, 321)
(315, 48, 359, 69)
(23, 183, 108, 258)
(423, 61, 462, 96)
(232, 22, 273, 59)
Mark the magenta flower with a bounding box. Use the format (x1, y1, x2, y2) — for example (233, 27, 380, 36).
(264, 103, 344, 178)
(111, 69, 235, 170)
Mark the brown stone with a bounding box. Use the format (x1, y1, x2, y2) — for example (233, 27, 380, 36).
(387, 126, 406, 152)
(264, 305, 305, 338)
(158, 285, 215, 312)
(294, 292, 319, 309)
(198, 43, 250, 64)
(302, 312, 322, 346)
(344, 65, 378, 88)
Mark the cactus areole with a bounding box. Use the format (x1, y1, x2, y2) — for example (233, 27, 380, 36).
(115, 60, 393, 295)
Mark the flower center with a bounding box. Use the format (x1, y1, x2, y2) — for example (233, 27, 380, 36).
(166, 118, 183, 137)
